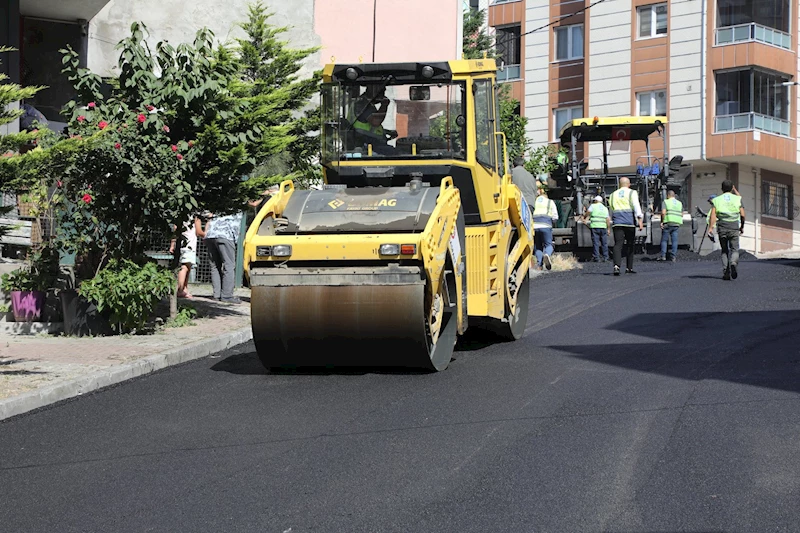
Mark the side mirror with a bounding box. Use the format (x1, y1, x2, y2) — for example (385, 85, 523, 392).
(409, 86, 430, 101)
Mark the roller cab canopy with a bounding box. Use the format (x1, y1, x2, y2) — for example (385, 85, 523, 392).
(559, 116, 668, 145)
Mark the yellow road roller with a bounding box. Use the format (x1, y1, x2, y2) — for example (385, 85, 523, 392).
(243, 59, 533, 371)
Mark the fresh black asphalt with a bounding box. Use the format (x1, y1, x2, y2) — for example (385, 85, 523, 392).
(2, 256, 800, 532)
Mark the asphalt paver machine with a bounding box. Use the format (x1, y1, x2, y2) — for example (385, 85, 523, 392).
(549, 116, 693, 254)
(243, 59, 533, 371)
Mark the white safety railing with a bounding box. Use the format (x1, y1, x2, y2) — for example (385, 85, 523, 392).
(715, 112, 790, 137)
(715, 22, 791, 49)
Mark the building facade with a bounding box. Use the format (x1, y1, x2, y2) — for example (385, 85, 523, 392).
(489, 0, 800, 255)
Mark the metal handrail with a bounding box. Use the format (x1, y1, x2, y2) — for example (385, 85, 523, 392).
(715, 22, 791, 49)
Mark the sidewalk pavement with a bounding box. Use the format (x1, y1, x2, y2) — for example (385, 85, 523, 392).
(0, 285, 253, 421)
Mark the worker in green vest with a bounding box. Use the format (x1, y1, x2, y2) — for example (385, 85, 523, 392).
(658, 190, 683, 262)
(352, 111, 398, 154)
(583, 195, 610, 261)
(708, 179, 745, 280)
(609, 177, 644, 276)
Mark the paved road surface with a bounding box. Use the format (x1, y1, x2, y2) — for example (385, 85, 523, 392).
(2, 258, 800, 532)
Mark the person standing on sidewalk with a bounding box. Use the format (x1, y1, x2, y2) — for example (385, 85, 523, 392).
(204, 211, 243, 303)
(609, 177, 644, 276)
(707, 180, 745, 280)
(532, 184, 559, 270)
(584, 195, 610, 262)
(658, 190, 683, 262)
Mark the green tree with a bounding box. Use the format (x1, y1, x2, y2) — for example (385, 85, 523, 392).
(236, 2, 322, 190)
(463, 8, 495, 60)
(54, 18, 313, 318)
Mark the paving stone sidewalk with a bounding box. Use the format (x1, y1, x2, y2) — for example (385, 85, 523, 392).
(0, 285, 252, 419)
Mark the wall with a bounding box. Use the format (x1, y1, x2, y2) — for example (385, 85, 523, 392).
(523, 1, 549, 146)
(587, 0, 631, 168)
(314, 0, 461, 65)
(88, 0, 320, 78)
(668, 0, 702, 161)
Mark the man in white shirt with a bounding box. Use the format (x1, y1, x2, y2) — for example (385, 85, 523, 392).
(531, 184, 559, 270)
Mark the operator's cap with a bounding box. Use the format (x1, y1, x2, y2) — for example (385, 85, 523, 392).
(594, 195, 603, 202)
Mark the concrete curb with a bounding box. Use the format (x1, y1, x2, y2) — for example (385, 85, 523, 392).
(0, 325, 253, 422)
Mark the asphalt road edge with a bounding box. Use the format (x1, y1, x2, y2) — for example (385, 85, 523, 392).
(0, 326, 253, 422)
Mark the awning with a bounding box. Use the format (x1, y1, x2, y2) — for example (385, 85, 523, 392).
(20, 0, 111, 22)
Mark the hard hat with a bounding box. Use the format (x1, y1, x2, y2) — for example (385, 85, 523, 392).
(594, 195, 603, 202)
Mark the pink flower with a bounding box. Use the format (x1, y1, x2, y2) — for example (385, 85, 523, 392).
(176, 153, 183, 161)
(137, 114, 146, 124)
(77, 115, 85, 123)
(98, 121, 108, 130)
(114, 143, 121, 150)
(57, 180, 62, 187)
(163, 125, 170, 133)
(146, 105, 155, 111)
(87, 102, 96, 109)
(82, 194, 92, 204)
(188, 141, 194, 148)
(171, 145, 178, 152)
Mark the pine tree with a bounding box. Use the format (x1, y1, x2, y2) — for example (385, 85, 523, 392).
(236, 2, 322, 189)
(463, 8, 495, 60)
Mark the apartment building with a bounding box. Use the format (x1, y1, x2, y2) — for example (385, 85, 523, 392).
(489, 0, 799, 255)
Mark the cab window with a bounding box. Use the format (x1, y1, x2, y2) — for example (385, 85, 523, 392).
(473, 79, 495, 170)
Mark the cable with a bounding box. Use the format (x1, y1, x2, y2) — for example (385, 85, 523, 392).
(520, 0, 610, 38)
(372, 0, 378, 61)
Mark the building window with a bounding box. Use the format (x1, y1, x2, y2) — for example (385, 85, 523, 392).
(714, 69, 790, 136)
(716, 0, 791, 48)
(637, 90, 667, 116)
(496, 24, 521, 81)
(637, 3, 668, 38)
(762, 181, 791, 219)
(474, 79, 496, 169)
(555, 25, 583, 61)
(553, 106, 583, 139)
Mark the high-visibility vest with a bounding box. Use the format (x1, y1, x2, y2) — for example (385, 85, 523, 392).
(712, 193, 742, 223)
(589, 204, 609, 229)
(353, 119, 384, 137)
(663, 198, 683, 226)
(533, 196, 556, 228)
(609, 188, 635, 227)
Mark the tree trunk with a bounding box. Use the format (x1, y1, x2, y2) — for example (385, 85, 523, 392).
(169, 223, 182, 320)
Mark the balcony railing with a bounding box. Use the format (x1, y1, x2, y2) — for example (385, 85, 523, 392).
(496, 64, 521, 82)
(715, 22, 791, 49)
(715, 112, 791, 137)
(490, 0, 521, 4)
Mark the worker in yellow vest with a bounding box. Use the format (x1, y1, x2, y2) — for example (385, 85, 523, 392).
(708, 180, 745, 280)
(583, 195, 610, 261)
(609, 177, 644, 276)
(532, 184, 559, 270)
(658, 190, 683, 262)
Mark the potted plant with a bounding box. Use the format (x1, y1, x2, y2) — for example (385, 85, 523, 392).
(0, 244, 57, 322)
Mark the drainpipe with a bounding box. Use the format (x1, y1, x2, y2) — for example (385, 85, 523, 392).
(700, 0, 707, 161)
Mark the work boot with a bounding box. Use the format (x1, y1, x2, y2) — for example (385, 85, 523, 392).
(626, 268, 637, 274)
(613, 265, 620, 276)
(543, 254, 552, 270)
(730, 263, 738, 279)
(723, 267, 731, 280)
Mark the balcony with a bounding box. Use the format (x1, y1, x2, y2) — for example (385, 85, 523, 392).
(715, 23, 791, 50)
(715, 112, 790, 137)
(496, 64, 521, 82)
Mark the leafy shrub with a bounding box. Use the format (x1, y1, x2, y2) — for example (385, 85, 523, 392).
(0, 244, 58, 292)
(167, 305, 198, 328)
(78, 258, 174, 333)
